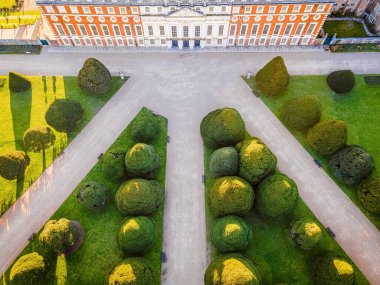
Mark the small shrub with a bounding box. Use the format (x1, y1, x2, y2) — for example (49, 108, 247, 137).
(102, 148, 126, 181)
(9, 72, 31, 93)
(255, 56, 289, 97)
(210, 147, 239, 178)
(200, 108, 245, 148)
(0, 150, 30, 180)
(130, 113, 159, 143)
(76, 182, 110, 212)
(289, 219, 322, 250)
(23, 126, 56, 153)
(78, 58, 112, 95)
(45, 99, 84, 133)
(307, 120, 347, 156)
(326, 70, 355, 94)
(357, 177, 380, 214)
(125, 143, 160, 179)
(10, 252, 46, 285)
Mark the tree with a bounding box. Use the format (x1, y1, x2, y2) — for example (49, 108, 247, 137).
(125, 143, 160, 179)
(0, 151, 30, 180)
(102, 148, 126, 181)
(76, 182, 110, 212)
(255, 56, 289, 97)
(10, 252, 46, 285)
(289, 219, 323, 250)
(9, 72, 31, 93)
(23, 126, 56, 155)
(78, 58, 112, 95)
(357, 177, 380, 214)
(326, 70, 355, 94)
(45, 99, 84, 133)
(209, 147, 239, 178)
(130, 113, 159, 143)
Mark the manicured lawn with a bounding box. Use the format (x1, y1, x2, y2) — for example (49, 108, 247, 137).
(0, 75, 125, 215)
(323, 20, 367, 38)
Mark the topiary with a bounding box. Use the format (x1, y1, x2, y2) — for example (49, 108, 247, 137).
(10, 252, 46, 285)
(117, 216, 155, 254)
(256, 174, 298, 218)
(76, 182, 110, 212)
(326, 70, 355, 94)
(329, 145, 375, 185)
(108, 257, 156, 285)
(281, 96, 322, 130)
(9, 72, 31, 93)
(238, 138, 277, 185)
(130, 113, 159, 143)
(0, 151, 30, 180)
(200, 108, 245, 148)
(45, 99, 84, 133)
(289, 219, 322, 250)
(211, 215, 252, 252)
(102, 148, 126, 181)
(78, 58, 112, 95)
(208, 176, 254, 218)
(204, 253, 261, 285)
(23, 126, 56, 153)
(255, 56, 289, 97)
(125, 143, 160, 179)
(115, 178, 164, 216)
(307, 120, 347, 156)
(357, 177, 380, 214)
(210, 147, 239, 178)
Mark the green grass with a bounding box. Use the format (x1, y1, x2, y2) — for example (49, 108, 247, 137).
(0, 76, 125, 216)
(244, 75, 380, 231)
(323, 20, 368, 38)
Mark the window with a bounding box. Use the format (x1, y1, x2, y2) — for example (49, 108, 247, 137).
(135, 25, 143, 36)
(78, 24, 88, 36)
(248, 38, 255, 45)
(284, 23, 293, 35)
(128, 39, 134, 45)
(148, 25, 153, 36)
(256, 6, 264, 13)
(273, 24, 282, 35)
(85, 38, 92, 45)
(183, 26, 189, 37)
(83, 7, 91, 14)
(270, 37, 277, 45)
(218, 25, 224, 36)
(301, 37, 309, 44)
(209, 6, 214, 13)
(95, 7, 103, 14)
(171, 26, 177, 37)
(262, 24, 270, 35)
(119, 7, 127, 14)
(113, 25, 121, 36)
(207, 25, 213, 36)
(102, 25, 110, 36)
(306, 23, 316, 34)
(138, 39, 143, 45)
(217, 39, 222, 45)
(305, 5, 313, 12)
(238, 38, 244, 45)
(280, 37, 287, 44)
(57, 6, 66, 13)
(195, 6, 201, 11)
(157, 7, 162, 13)
(72, 38, 81, 46)
(317, 5, 326, 12)
(63, 38, 71, 45)
(245, 6, 251, 13)
(295, 23, 305, 35)
(90, 25, 99, 36)
(107, 7, 115, 14)
(229, 24, 236, 36)
(251, 24, 259, 35)
(159, 26, 165, 36)
(280, 6, 288, 13)
(161, 39, 166, 45)
(55, 24, 65, 35)
(293, 5, 301, 12)
(117, 38, 124, 46)
(291, 37, 299, 45)
(259, 38, 266, 45)
(240, 24, 247, 35)
(95, 38, 103, 46)
(145, 7, 150, 13)
(195, 26, 200, 37)
(106, 38, 113, 46)
(228, 38, 234, 45)
(206, 39, 211, 44)
(233, 7, 240, 13)
(132, 7, 138, 14)
(66, 24, 76, 35)
(221, 6, 227, 13)
(45, 6, 54, 13)
(150, 39, 155, 45)
(269, 6, 276, 13)
(124, 25, 132, 36)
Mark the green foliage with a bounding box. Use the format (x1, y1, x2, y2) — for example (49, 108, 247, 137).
(8, 72, 31, 93)
(23, 126, 56, 153)
(281, 96, 322, 130)
(204, 253, 261, 285)
(329, 145, 375, 185)
(115, 178, 164, 216)
(289, 219, 323, 250)
(117, 216, 155, 254)
(256, 174, 299, 218)
(307, 120, 347, 156)
(78, 58, 112, 95)
(130, 113, 159, 143)
(208, 176, 254, 218)
(45, 99, 84, 133)
(0, 150, 30, 180)
(210, 147, 239, 178)
(211, 215, 252, 252)
(255, 56, 290, 97)
(10, 252, 46, 285)
(326, 70, 355, 94)
(125, 143, 160, 179)
(357, 177, 380, 214)
(108, 257, 156, 285)
(56, 253, 67, 285)
(102, 148, 126, 182)
(238, 138, 277, 185)
(200, 108, 245, 148)
(76, 182, 110, 212)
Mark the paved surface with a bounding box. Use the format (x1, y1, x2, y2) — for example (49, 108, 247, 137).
(0, 49, 380, 284)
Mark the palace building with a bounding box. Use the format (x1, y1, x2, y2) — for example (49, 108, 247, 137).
(35, 0, 334, 47)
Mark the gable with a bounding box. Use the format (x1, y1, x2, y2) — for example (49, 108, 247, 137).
(168, 7, 204, 17)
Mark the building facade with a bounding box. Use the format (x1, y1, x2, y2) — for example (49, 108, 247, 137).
(331, 0, 370, 16)
(36, 0, 334, 47)
(364, 0, 380, 33)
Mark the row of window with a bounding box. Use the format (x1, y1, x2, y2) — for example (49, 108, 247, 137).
(230, 22, 318, 36)
(55, 23, 143, 37)
(239, 4, 326, 14)
(46, 5, 138, 15)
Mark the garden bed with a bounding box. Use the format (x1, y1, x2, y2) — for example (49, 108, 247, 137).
(0, 45, 42, 54)
(330, 43, 380, 53)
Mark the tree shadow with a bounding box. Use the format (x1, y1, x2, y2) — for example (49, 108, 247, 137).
(42, 75, 48, 104)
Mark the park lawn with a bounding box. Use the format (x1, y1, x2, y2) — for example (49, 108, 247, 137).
(323, 20, 367, 38)
(244, 75, 380, 231)
(0, 75, 125, 215)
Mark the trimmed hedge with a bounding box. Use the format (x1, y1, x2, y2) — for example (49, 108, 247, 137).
(289, 219, 323, 250)
(238, 138, 277, 185)
(210, 147, 239, 178)
(326, 70, 355, 94)
(10, 252, 46, 285)
(130, 113, 159, 143)
(117, 216, 155, 254)
(115, 178, 164, 216)
(256, 174, 299, 218)
(76, 182, 110, 212)
(0, 150, 30, 180)
(200, 108, 245, 148)
(357, 177, 380, 214)
(204, 253, 261, 285)
(208, 176, 254, 218)
(211, 215, 252, 252)
(281, 96, 322, 130)
(255, 56, 289, 97)
(23, 126, 56, 153)
(329, 145, 375, 185)
(78, 58, 112, 95)
(307, 120, 347, 156)
(125, 143, 160, 179)
(45, 99, 84, 133)
(9, 72, 31, 93)
(102, 148, 126, 182)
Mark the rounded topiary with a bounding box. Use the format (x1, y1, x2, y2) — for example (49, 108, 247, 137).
(10, 252, 46, 285)
(238, 138, 277, 185)
(45, 99, 84, 133)
(117, 216, 155, 254)
(76, 182, 110, 212)
(326, 70, 355, 94)
(78, 58, 112, 95)
(9, 72, 31, 93)
(307, 120, 347, 156)
(256, 174, 299, 218)
(108, 257, 156, 285)
(210, 147, 239, 178)
(23, 126, 56, 153)
(281, 96, 322, 130)
(102, 148, 126, 182)
(211, 215, 252, 252)
(204, 253, 261, 285)
(329, 145, 375, 185)
(289, 219, 322, 250)
(130, 113, 159, 143)
(255, 56, 289, 97)
(0, 151, 30, 180)
(125, 143, 160, 179)
(208, 176, 254, 218)
(200, 108, 245, 148)
(115, 179, 164, 216)
(357, 177, 380, 214)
